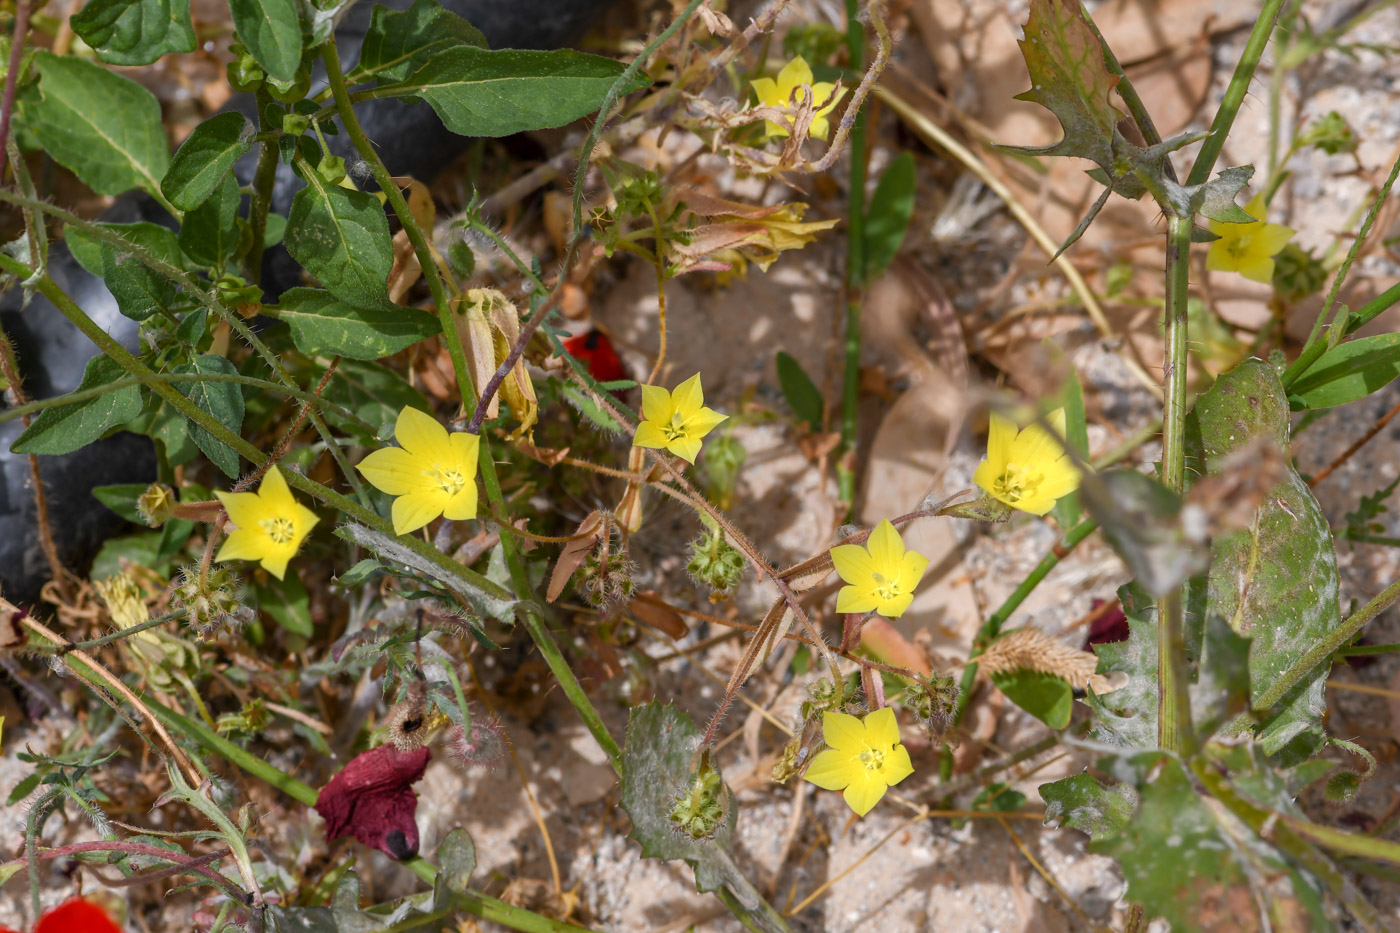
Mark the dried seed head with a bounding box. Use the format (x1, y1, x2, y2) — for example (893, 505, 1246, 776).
(686, 530, 745, 599)
(172, 565, 254, 637)
(446, 709, 509, 772)
(386, 681, 449, 751)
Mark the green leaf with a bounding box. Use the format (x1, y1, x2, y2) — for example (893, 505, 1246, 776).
(383, 46, 648, 138)
(1086, 584, 1159, 748)
(989, 668, 1073, 729)
(337, 558, 383, 587)
(1079, 468, 1205, 598)
(775, 351, 823, 430)
(1287, 333, 1400, 410)
(12, 356, 143, 455)
(318, 357, 429, 442)
(172, 354, 245, 478)
(862, 151, 916, 280)
(70, 0, 195, 66)
(18, 52, 170, 197)
(436, 827, 477, 897)
(268, 287, 440, 360)
(352, 0, 486, 84)
(7, 772, 41, 806)
(1045, 340, 1088, 530)
(621, 703, 777, 916)
(179, 172, 242, 269)
(1186, 360, 1337, 756)
(161, 112, 253, 211)
(1041, 773, 1137, 842)
(100, 224, 182, 321)
(90, 530, 171, 579)
(67, 221, 170, 276)
(256, 572, 312, 637)
(229, 0, 302, 83)
(92, 483, 151, 523)
(285, 174, 396, 312)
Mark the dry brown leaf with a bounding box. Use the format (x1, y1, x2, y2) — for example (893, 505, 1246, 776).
(546, 511, 604, 603)
(629, 593, 689, 640)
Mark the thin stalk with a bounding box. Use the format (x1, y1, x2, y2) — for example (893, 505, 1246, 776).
(0, 0, 30, 181)
(837, 0, 869, 509)
(61, 608, 188, 654)
(1255, 577, 1400, 712)
(245, 88, 280, 284)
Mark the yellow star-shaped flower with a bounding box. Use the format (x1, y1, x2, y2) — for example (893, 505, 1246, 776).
(829, 519, 929, 619)
(215, 466, 319, 580)
(356, 406, 481, 536)
(972, 408, 1080, 516)
(750, 55, 846, 141)
(1205, 193, 1295, 284)
(803, 707, 914, 816)
(633, 373, 727, 464)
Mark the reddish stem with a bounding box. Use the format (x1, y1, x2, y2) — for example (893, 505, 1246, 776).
(0, 1, 30, 181)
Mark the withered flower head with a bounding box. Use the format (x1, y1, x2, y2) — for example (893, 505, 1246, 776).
(314, 744, 430, 860)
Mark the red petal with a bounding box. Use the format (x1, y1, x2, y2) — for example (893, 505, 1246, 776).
(314, 744, 430, 860)
(563, 330, 626, 384)
(34, 900, 121, 933)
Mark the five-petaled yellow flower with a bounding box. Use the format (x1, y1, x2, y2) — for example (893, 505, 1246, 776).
(751, 56, 846, 141)
(803, 707, 914, 817)
(215, 466, 319, 580)
(357, 406, 481, 535)
(973, 408, 1080, 516)
(1205, 193, 1294, 284)
(830, 519, 929, 619)
(633, 373, 727, 464)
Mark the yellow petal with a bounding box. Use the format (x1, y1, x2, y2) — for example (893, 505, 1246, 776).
(1253, 222, 1295, 257)
(829, 543, 876, 586)
(864, 706, 901, 748)
(972, 458, 1002, 499)
(448, 431, 480, 477)
(750, 76, 779, 108)
(1204, 239, 1234, 272)
(442, 483, 478, 521)
(900, 549, 931, 587)
(877, 590, 915, 618)
(216, 489, 273, 531)
(1036, 459, 1082, 501)
(880, 743, 915, 786)
(290, 500, 320, 543)
(842, 773, 887, 817)
(357, 445, 423, 496)
(391, 488, 449, 535)
(633, 421, 669, 450)
(803, 748, 854, 790)
(394, 406, 451, 462)
(764, 118, 791, 139)
(776, 55, 813, 95)
(836, 584, 879, 615)
(809, 115, 831, 141)
(866, 519, 903, 571)
(986, 412, 1016, 467)
(640, 384, 674, 425)
(216, 526, 266, 563)
(256, 466, 296, 513)
(1238, 257, 1276, 285)
(1014, 492, 1058, 517)
(810, 82, 842, 114)
(1243, 192, 1266, 221)
(260, 549, 293, 581)
(1010, 420, 1062, 469)
(1045, 408, 1067, 438)
(822, 710, 866, 752)
(668, 435, 703, 464)
(671, 373, 706, 419)
(682, 406, 728, 438)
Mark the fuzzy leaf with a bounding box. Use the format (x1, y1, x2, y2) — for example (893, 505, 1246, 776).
(1171, 165, 1257, 224)
(990, 669, 1073, 729)
(1079, 468, 1205, 597)
(100, 224, 183, 321)
(1086, 584, 1159, 748)
(18, 52, 169, 197)
(162, 112, 254, 211)
(172, 354, 245, 478)
(268, 288, 440, 360)
(71, 0, 195, 66)
(352, 0, 486, 84)
(1185, 360, 1337, 757)
(286, 174, 397, 313)
(384, 47, 648, 138)
(12, 356, 142, 455)
(1041, 772, 1137, 842)
(230, 0, 302, 82)
(179, 173, 242, 269)
(435, 828, 477, 896)
(1287, 333, 1400, 410)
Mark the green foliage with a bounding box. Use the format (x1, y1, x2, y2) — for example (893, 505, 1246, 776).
(179, 173, 243, 270)
(1287, 333, 1400, 409)
(989, 669, 1072, 729)
(70, 0, 195, 66)
(267, 288, 441, 360)
(352, 0, 487, 84)
(862, 151, 916, 280)
(381, 47, 649, 137)
(1341, 475, 1400, 545)
(1079, 468, 1203, 598)
(162, 112, 254, 212)
(255, 572, 313, 637)
(11, 356, 142, 455)
(286, 174, 398, 313)
(1040, 772, 1137, 841)
(229, 0, 302, 83)
(101, 224, 183, 321)
(18, 52, 169, 198)
(1298, 111, 1358, 156)
(775, 351, 823, 430)
(173, 354, 246, 478)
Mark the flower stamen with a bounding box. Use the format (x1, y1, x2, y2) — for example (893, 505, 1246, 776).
(259, 516, 296, 545)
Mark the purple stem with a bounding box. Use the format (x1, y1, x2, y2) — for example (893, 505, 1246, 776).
(465, 297, 556, 435)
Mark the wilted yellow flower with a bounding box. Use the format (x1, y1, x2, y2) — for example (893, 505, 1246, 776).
(972, 408, 1080, 516)
(215, 467, 319, 580)
(357, 406, 481, 535)
(633, 373, 727, 464)
(1205, 193, 1294, 284)
(669, 191, 839, 277)
(829, 519, 929, 619)
(803, 707, 914, 816)
(751, 55, 846, 140)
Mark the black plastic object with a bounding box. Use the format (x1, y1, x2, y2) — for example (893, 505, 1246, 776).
(0, 0, 616, 605)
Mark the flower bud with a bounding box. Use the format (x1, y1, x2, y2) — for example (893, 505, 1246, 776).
(172, 565, 254, 637)
(137, 482, 177, 527)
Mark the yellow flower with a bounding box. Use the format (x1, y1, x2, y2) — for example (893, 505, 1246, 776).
(972, 408, 1080, 516)
(215, 466, 319, 580)
(633, 373, 727, 464)
(829, 519, 929, 619)
(750, 55, 846, 141)
(1205, 193, 1295, 284)
(803, 707, 914, 816)
(356, 406, 481, 536)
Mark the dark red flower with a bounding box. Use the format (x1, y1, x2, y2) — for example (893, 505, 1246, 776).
(563, 330, 626, 384)
(0, 899, 124, 933)
(1083, 599, 1129, 649)
(314, 744, 430, 860)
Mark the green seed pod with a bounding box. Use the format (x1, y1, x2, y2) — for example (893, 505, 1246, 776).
(227, 55, 265, 93)
(282, 111, 310, 137)
(267, 65, 312, 104)
(316, 154, 348, 185)
(668, 752, 729, 841)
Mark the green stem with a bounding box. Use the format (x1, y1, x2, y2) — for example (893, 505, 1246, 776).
(62, 608, 188, 653)
(1255, 577, 1400, 712)
(1157, 213, 1194, 754)
(1339, 642, 1400, 657)
(1183, 0, 1287, 188)
(520, 607, 623, 770)
(836, 0, 868, 510)
(245, 88, 280, 284)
